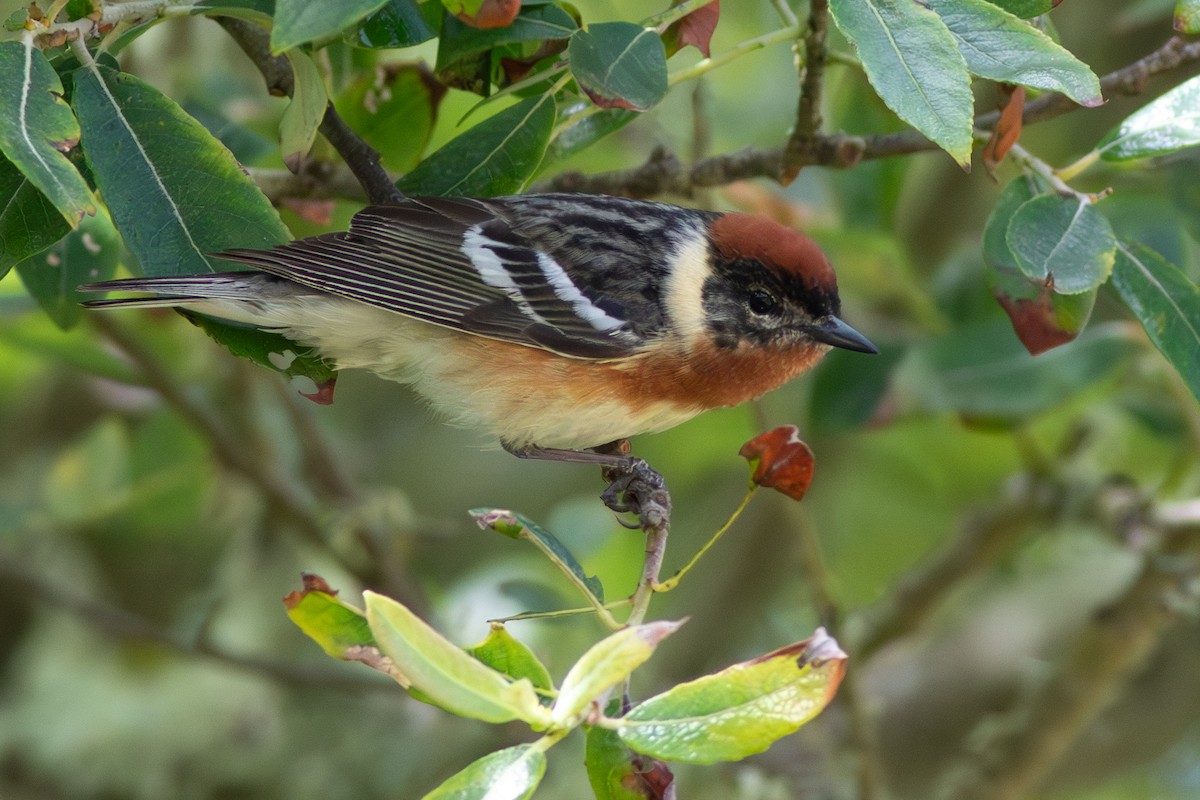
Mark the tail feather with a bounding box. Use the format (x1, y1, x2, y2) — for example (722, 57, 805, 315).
(79, 273, 310, 310)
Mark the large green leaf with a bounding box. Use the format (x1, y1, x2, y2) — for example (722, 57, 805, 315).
(421, 745, 546, 800)
(1096, 73, 1200, 162)
(618, 630, 847, 764)
(828, 0, 973, 166)
(352, 0, 440, 48)
(0, 40, 95, 225)
(70, 62, 336, 388)
(17, 209, 119, 330)
(364, 591, 551, 727)
(71, 63, 289, 275)
(0, 151, 71, 280)
(551, 621, 683, 727)
(925, 0, 1100, 106)
(1111, 242, 1200, 403)
(567, 22, 668, 111)
(985, 0, 1054, 16)
(271, 0, 391, 52)
(397, 93, 555, 196)
(1006, 194, 1115, 294)
(543, 103, 638, 168)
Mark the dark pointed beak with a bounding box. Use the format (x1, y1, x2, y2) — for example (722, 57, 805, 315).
(809, 316, 878, 354)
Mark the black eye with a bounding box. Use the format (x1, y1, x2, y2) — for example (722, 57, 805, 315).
(748, 288, 778, 315)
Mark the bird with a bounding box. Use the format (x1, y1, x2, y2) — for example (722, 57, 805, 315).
(82, 193, 876, 461)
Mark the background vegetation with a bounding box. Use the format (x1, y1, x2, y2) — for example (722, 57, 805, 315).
(2, 0, 1200, 798)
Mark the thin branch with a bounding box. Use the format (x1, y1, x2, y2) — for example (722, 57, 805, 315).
(850, 475, 1050, 662)
(784, 0, 829, 177)
(214, 17, 403, 205)
(0, 556, 393, 693)
(936, 487, 1200, 800)
(539, 36, 1200, 197)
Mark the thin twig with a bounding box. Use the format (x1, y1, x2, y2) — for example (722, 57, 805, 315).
(539, 36, 1200, 197)
(0, 556, 394, 693)
(214, 17, 403, 205)
(784, 0, 829, 177)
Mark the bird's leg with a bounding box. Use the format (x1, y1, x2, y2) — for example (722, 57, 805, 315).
(502, 439, 671, 528)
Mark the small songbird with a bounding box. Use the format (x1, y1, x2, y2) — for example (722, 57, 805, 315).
(83, 193, 875, 457)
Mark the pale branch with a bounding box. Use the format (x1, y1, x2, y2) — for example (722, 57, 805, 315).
(935, 487, 1200, 800)
(0, 557, 393, 693)
(539, 36, 1200, 197)
(214, 17, 403, 206)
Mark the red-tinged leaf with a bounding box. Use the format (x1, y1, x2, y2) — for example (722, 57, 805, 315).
(281, 198, 336, 226)
(738, 425, 815, 501)
(283, 572, 339, 608)
(300, 376, 337, 405)
(983, 85, 1024, 175)
(663, 0, 720, 58)
(994, 286, 1079, 355)
(452, 0, 520, 29)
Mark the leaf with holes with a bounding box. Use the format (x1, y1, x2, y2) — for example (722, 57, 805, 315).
(397, 94, 555, 196)
(17, 208, 119, 330)
(1096, 73, 1200, 162)
(925, 0, 1100, 106)
(0, 40, 95, 225)
(1006, 194, 1115, 294)
(1111, 242, 1200, 403)
(568, 22, 668, 111)
(829, 0, 973, 166)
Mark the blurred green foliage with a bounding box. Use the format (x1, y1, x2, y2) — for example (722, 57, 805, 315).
(2, 1, 1200, 799)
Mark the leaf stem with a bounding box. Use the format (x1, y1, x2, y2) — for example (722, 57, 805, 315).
(654, 486, 757, 593)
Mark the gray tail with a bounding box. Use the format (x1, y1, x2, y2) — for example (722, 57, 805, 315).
(80, 273, 293, 310)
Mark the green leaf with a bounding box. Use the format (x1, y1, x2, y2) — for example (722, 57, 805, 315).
(618, 629, 847, 764)
(71, 62, 289, 275)
(352, 0, 440, 48)
(364, 591, 552, 727)
(586, 718, 675, 800)
(336, 64, 444, 173)
(421, 745, 546, 800)
(472, 508, 605, 605)
(17, 208, 119, 330)
(543, 103, 638, 167)
(1006, 194, 1115, 294)
(0, 40, 95, 225)
(982, 175, 1048, 272)
(436, 3, 576, 73)
(552, 621, 683, 727)
(568, 21, 668, 111)
(1176, 0, 1200, 33)
(271, 0, 391, 52)
(280, 50, 328, 173)
(828, 0, 973, 166)
(896, 320, 1136, 420)
(924, 0, 1100, 106)
(1096, 73, 1200, 162)
(1111, 242, 1200, 404)
(985, 0, 1054, 16)
(284, 582, 376, 659)
(0, 151, 71, 280)
(467, 623, 554, 692)
(397, 93, 555, 196)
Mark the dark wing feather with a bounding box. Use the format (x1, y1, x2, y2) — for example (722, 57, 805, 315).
(216, 197, 642, 359)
